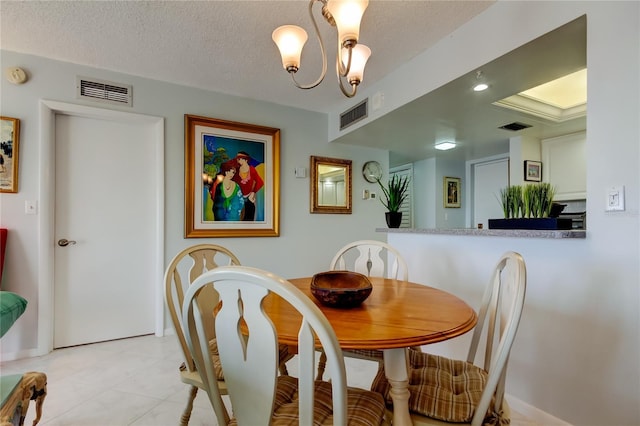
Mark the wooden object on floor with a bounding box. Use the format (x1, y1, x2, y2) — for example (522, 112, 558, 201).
(266, 276, 477, 426)
(0, 372, 47, 426)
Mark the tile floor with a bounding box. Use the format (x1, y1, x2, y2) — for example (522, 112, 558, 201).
(1, 334, 538, 425)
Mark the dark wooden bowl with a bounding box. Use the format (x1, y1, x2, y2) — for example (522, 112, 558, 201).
(310, 271, 373, 308)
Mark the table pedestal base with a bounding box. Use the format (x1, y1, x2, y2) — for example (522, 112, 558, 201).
(383, 348, 412, 426)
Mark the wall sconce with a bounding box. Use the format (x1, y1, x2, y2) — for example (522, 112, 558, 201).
(272, 0, 371, 98)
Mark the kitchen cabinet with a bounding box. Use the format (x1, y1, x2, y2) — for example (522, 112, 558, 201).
(542, 131, 586, 201)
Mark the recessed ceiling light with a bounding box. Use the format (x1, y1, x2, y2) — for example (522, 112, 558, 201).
(435, 141, 456, 150)
(473, 70, 489, 91)
(473, 83, 489, 92)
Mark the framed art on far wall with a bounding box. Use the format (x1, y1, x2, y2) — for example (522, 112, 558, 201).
(444, 176, 461, 208)
(0, 116, 20, 193)
(184, 114, 280, 237)
(524, 160, 542, 182)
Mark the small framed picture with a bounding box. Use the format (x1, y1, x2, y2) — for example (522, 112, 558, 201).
(0, 116, 20, 193)
(444, 176, 461, 208)
(524, 160, 542, 182)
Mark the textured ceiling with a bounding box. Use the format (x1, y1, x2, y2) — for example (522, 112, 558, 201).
(1, 1, 587, 164)
(0, 0, 494, 113)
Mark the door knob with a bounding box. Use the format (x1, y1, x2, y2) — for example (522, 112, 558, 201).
(57, 239, 77, 247)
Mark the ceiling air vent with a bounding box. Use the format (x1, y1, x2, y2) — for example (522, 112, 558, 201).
(76, 76, 133, 107)
(499, 121, 532, 131)
(340, 99, 368, 130)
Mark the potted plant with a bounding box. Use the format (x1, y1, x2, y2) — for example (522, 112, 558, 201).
(490, 183, 571, 229)
(376, 174, 410, 228)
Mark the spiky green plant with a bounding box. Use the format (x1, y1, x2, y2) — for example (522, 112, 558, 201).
(498, 187, 511, 218)
(509, 185, 523, 218)
(377, 174, 410, 212)
(538, 182, 556, 217)
(522, 184, 536, 218)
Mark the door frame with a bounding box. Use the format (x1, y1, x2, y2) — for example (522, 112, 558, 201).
(38, 100, 165, 355)
(464, 153, 509, 228)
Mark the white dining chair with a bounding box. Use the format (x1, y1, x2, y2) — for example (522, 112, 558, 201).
(370, 251, 527, 426)
(182, 265, 389, 426)
(331, 239, 409, 281)
(316, 239, 415, 380)
(164, 244, 294, 425)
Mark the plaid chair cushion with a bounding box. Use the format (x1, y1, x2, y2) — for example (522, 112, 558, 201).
(208, 339, 292, 381)
(371, 350, 500, 423)
(230, 375, 386, 425)
(346, 348, 384, 359)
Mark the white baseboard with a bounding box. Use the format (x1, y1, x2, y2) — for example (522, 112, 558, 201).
(0, 347, 41, 362)
(507, 393, 572, 425)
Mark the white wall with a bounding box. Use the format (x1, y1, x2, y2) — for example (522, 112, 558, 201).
(370, 2, 639, 425)
(509, 135, 542, 186)
(412, 158, 436, 229)
(0, 51, 389, 357)
(435, 159, 465, 228)
(412, 158, 466, 229)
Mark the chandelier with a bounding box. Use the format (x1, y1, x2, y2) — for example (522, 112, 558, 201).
(272, 0, 371, 98)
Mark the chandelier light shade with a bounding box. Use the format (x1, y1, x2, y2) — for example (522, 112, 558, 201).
(326, 0, 368, 47)
(272, 25, 308, 72)
(344, 44, 371, 85)
(272, 0, 370, 98)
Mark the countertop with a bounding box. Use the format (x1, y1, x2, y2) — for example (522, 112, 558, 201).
(377, 227, 586, 239)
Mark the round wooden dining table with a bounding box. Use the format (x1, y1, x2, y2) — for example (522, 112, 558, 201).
(262, 276, 478, 426)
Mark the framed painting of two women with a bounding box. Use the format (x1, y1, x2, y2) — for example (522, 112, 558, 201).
(184, 114, 280, 237)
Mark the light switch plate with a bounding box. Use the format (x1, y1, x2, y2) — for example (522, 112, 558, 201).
(25, 200, 37, 215)
(294, 167, 306, 178)
(605, 185, 625, 211)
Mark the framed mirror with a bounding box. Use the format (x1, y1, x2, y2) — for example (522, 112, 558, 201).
(310, 156, 352, 214)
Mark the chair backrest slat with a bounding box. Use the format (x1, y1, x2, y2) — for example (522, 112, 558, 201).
(330, 239, 408, 280)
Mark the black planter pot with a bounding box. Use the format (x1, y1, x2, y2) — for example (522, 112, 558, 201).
(385, 211, 403, 228)
(488, 217, 573, 230)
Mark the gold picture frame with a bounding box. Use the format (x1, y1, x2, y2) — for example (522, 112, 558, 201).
(310, 156, 352, 214)
(184, 114, 280, 237)
(0, 116, 20, 193)
(444, 176, 461, 208)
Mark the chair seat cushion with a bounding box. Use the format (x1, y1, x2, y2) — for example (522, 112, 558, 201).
(229, 375, 386, 425)
(346, 348, 384, 360)
(371, 350, 495, 423)
(208, 339, 293, 380)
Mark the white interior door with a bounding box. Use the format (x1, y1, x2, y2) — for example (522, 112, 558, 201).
(472, 158, 509, 229)
(54, 114, 157, 348)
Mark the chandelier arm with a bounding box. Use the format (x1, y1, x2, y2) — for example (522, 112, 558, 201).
(336, 60, 357, 98)
(289, 0, 328, 90)
(337, 43, 352, 77)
